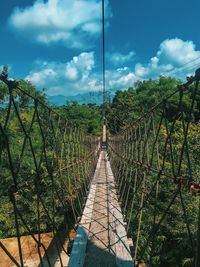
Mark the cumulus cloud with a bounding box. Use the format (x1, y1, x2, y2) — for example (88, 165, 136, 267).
(134, 38, 200, 79)
(25, 38, 200, 97)
(158, 38, 200, 66)
(109, 38, 200, 89)
(105, 38, 200, 91)
(65, 52, 94, 81)
(107, 51, 135, 66)
(105, 67, 137, 88)
(26, 52, 96, 95)
(9, 0, 111, 48)
(26, 56, 138, 96)
(26, 63, 58, 88)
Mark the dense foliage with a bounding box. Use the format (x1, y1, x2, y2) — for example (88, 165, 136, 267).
(106, 76, 200, 134)
(57, 102, 102, 135)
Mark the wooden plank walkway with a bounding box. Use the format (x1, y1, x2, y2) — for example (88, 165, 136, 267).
(68, 151, 134, 267)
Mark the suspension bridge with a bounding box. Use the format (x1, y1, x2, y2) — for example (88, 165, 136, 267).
(0, 66, 200, 267)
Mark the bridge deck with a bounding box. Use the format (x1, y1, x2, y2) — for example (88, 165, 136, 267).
(68, 151, 134, 267)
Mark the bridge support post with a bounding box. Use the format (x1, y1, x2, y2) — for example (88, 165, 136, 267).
(102, 124, 107, 150)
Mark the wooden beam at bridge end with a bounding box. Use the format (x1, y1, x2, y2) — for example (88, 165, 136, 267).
(102, 124, 106, 143)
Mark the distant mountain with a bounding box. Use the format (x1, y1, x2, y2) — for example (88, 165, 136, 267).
(48, 90, 115, 106)
(48, 95, 68, 106)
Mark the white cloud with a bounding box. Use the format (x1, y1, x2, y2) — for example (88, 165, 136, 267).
(106, 38, 200, 89)
(134, 38, 200, 79)
(105, 38, 200, 91)
(105, 67, 136, 88)
(107, 51, 135, 66)
(9, 0, 111, 48)
(65, 52, 94, 81)
(26, 52, 96, 95)
(157, 38, 200, 66)
(25, 38, 200, 97)
(26, 67, 57, 86)
(25, 52, 136, 96)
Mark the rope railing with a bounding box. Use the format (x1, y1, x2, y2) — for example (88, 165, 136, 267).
(108, 69, 200, 266)
(0, 70, 101, 266)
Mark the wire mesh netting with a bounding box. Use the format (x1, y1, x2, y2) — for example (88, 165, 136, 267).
(108, 69, 200, 266)
(0, 70, 101, 266)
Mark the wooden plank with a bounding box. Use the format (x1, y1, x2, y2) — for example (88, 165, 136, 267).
(67, 152, 102, 267)
(83, 151, 117, 266)
(106, 154, 134, 267)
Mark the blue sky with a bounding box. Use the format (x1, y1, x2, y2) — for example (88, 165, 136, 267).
(1, 0, 200, 96)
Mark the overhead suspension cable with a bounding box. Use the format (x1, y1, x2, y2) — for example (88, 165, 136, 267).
(162, 55, 200, 77)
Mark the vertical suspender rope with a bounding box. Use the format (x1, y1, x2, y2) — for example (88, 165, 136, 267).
(102, 0, 106, 123)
